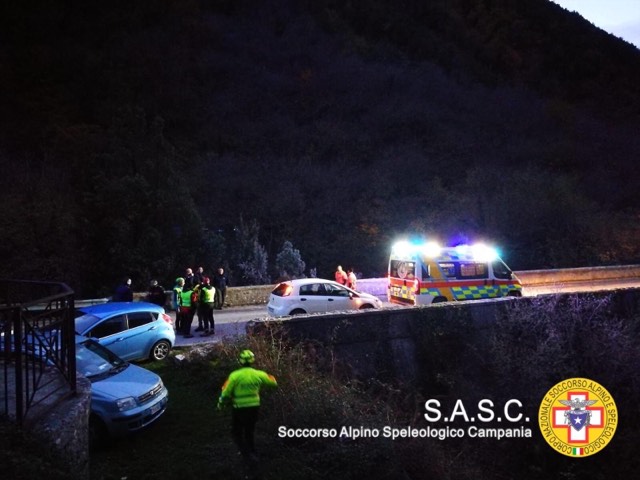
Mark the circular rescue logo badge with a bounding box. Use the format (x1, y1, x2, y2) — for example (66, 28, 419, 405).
(538, 378, 617, 457)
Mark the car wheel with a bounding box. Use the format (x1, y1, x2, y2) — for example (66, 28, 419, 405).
(359, 304, 374, 310)
(289, 309, 306, 316)
(150, 339, 171, 361)
(432, 296, 448, 304)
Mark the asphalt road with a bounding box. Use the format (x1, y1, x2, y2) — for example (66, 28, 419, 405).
(172, 277, 640, 349)
(171, 305, 270, 348)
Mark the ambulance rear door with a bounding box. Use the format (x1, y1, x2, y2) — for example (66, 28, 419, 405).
(388, 258, 418, 305)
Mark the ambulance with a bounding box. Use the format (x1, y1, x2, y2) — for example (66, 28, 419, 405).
(387, 240, 523, 305)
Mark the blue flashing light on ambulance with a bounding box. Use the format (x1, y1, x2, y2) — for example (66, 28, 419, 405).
(387, 240, 523, 305)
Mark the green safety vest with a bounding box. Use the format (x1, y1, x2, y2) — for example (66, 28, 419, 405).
(179, 289, 193, 307)
(172, 286, 182, 308)
(200, 285, 215, 303)
(219, 367, 277, 408)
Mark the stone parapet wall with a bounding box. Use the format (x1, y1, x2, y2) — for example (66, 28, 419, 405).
(28, 372, 91, 479)
(225, 285, 273, 306)
(128, 284, 274, 309)
(248, 287, 640, 385)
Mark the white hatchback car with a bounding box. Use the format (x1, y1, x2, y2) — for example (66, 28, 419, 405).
(267, 278, 382, 317)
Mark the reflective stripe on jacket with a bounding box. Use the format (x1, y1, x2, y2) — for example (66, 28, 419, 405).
(220, 367, 277, 408)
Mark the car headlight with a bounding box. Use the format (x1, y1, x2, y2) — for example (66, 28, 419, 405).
(116, 396, 137, 411)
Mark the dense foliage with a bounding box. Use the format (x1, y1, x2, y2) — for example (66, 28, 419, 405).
(1, 0, 639, 296)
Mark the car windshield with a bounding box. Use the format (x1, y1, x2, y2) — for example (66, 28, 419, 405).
(76, 339, 128, 380)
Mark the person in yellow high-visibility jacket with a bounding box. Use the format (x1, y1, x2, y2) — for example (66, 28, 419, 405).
(218, 349, 277, 460)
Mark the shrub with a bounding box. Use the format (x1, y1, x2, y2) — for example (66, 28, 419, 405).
(275, 240, 306, 280)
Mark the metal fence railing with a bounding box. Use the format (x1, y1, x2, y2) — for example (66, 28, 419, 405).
(0, 279, 76, 425)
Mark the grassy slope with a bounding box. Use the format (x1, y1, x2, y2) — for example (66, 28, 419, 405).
(89, 339, 400, 480)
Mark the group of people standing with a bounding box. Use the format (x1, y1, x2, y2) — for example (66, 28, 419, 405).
(113, 277, 166, 305)
(334, 265, 358, 290)
(172, 266, 229, 338)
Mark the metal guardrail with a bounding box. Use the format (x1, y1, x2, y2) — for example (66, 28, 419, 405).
(0, 279, 76, 425)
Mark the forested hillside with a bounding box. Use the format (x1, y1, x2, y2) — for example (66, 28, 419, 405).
(1, 0, 639, 296)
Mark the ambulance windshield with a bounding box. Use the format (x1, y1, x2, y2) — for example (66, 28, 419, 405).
(492, 260, 512, 279)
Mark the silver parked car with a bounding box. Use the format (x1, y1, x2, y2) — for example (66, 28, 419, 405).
(267, 278, 382, 317)
(75, 335, 168, 443)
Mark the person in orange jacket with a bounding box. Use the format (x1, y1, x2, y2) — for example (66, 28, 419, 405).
(334, 265, 348, 285)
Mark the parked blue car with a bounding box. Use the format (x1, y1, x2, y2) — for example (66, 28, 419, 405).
(75, 302, 175, 361)
(76, 335, 168, 442)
